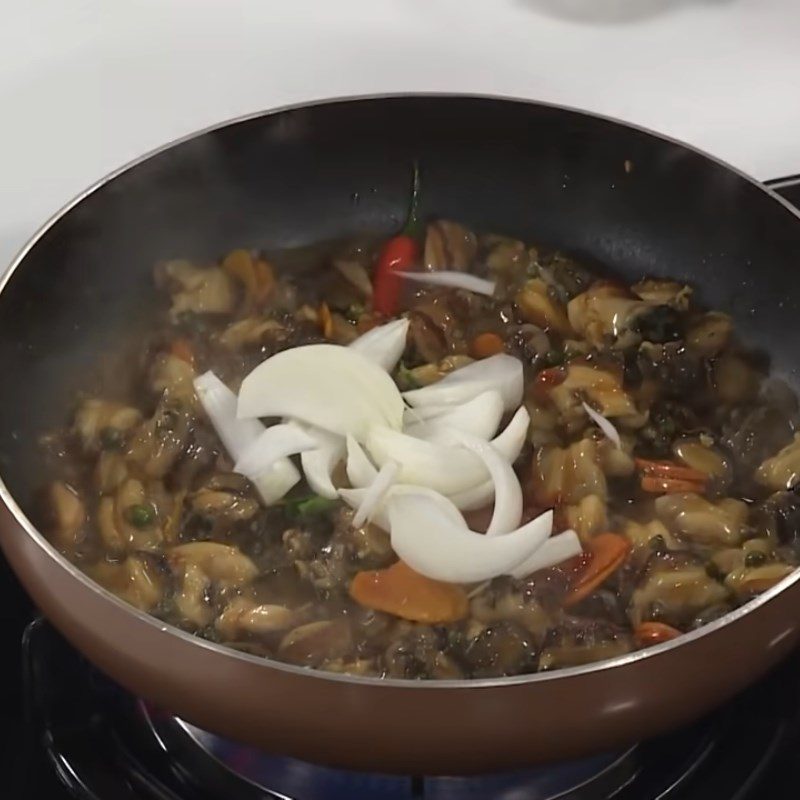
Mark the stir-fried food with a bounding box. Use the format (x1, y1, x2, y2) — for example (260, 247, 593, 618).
(37, 188, 800, 679)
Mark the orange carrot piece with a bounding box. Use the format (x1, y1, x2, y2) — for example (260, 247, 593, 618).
(634, 621, 682, 648)
(169, 338, 195, 366)
(318, 302, 334, 339)
(349, 560, 468, 623)
(640, 475, 706, 494)
(470, 332, 505, 359)
(635, 458, 707, 484)
(565, 533, 631, 607)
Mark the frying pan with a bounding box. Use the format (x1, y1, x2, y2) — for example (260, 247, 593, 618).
(1, 95, 800, 775)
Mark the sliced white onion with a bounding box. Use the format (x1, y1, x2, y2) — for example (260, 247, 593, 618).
(238, 344, 404, 440)
(365, 425, 487, 495)
(467, 580, 492, 599)
(446, 404, 530, 511)
(339, 484, 467, 532)
(491, 405, 530, 462)
(296, 425, 345, 500)
(234, 424, 318, 479)
(404, 391, 504, 443)
(194, 371, 300, 504)
(399, 270, 496, 297)
(388, 493, 553, 583)
(448, 478, 496, 511)
(582, 401, 622, 449)
(509, 530, 583, 578)
(194, 371, 266, 458)
(352, 460, 399, 528)
(402, 404, 453, 426)
(346, 435, 378, 488)
(449, 429, 522, 536)
(251, 460, 303, 505)
(403, 354, 523, 412)
(349, 318, 410, 372)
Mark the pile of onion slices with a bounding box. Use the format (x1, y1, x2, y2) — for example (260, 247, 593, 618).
(194, 319, 583, 584)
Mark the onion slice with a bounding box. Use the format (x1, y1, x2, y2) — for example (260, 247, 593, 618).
(194, 371, 266, 458)
(582, 401, 622, 449)
(234, 424, 318, 479)
(447, 478, 495, 511)
(424, 408, 530, 510)
(402, 404, 454, 426)
(346, 435, 378, 488)
(404, 391, 504, 443)
(491, 405, 530, 462)
(399, 270, 496, 297)
(238, 344, 404, 440)
(349, 318, 410, 372)
(194, 371, 300, 504)
(352, 460, 399, 528)
(297, 425, 345, 500)
(366, 425, 487, 495)
(403, 354, 524, 412)
(250, 460, 303, 506)
(388, 494, 553, 583)
(509, 530, 583, 578)
(448, 429, 522, 536)
(339, 484, 467, 532)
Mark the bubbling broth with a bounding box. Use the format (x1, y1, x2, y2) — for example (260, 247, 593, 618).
(37, 216, 800, 679)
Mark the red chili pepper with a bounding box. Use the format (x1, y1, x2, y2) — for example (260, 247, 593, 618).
(372, 163, 421, 316)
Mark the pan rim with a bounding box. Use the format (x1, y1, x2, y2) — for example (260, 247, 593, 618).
(2, 91, 800, 691)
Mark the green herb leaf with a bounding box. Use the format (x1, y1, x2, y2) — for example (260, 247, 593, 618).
(394, 361, 419, 391)
(284, 495, 340, 519)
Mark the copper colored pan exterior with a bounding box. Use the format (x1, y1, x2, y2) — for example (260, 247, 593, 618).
(2, 96, 800, 775)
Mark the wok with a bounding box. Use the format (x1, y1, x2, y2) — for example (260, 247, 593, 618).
(1, 95, 800, 775)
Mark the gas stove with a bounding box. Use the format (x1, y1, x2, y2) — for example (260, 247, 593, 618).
(2, 175, 800, 800)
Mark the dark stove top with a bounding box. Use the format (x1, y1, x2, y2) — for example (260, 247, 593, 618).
(2, 176, 800, 800)
(14, 617, 800, 800)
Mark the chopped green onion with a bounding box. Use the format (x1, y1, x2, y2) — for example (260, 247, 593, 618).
(284, 495, 340, 519)
(394, 361, 419, 391)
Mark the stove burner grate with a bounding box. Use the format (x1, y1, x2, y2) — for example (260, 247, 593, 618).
(18, 618, 800, 799)
(141, 700, 640, 799)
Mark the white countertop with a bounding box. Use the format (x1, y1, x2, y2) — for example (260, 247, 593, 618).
(2, 0, 799, 267)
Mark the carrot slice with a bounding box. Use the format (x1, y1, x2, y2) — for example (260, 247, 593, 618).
(318, 302, 334, 339)
(470, 332, 505, 359)
(349, 560, 468, 623)
(634, 621, 682, 648)
(565, 532, 631, 607)
(635, 458, 707, 483)
(640, 475, 706, 494)
(169, 338, 195, 366)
